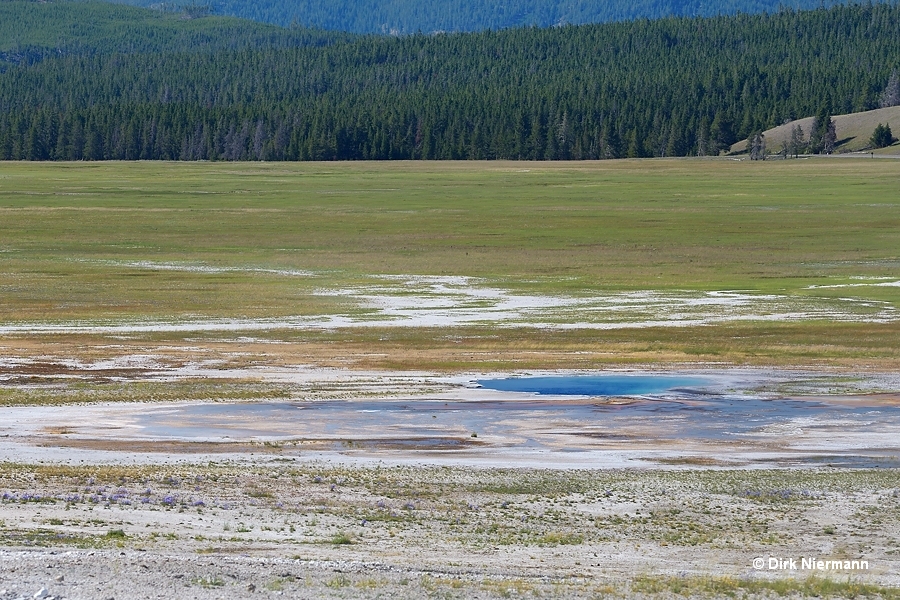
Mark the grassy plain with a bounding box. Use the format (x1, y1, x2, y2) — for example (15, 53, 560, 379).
(1, 160, 899, 290)
(3, 160, 900, 597)
(1, 159, 899, 369)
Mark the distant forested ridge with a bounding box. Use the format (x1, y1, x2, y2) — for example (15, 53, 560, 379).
(2, 1, 900, 161)
(111, 0, 891, 33)
(0, 0, 347, 63)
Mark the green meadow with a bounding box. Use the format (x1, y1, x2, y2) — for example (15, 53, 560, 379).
(1, 159, 899, 368)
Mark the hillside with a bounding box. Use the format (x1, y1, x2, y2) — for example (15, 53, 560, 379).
(111, 0, 894, 34)
(731, 106, 900, 156)
(0, 0, 348, 63)
(2, 2, 900, 161)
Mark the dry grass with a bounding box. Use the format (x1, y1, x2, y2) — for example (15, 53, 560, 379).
(6, 318, 900, 376)
(731, 105, 900, 154)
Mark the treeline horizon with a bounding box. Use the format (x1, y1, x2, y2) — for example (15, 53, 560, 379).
(110, 0, 891, 34)
(2, 2, 900, 161)
(0, 1, 349, 64)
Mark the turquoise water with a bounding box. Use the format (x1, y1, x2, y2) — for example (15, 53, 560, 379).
(476, 375, 709, 396)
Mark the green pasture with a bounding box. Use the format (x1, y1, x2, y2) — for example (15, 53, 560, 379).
(0, 159, 898, 335)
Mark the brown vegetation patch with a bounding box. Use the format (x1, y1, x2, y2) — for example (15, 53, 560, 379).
(655, 456, 738, 467)
(41, 426, 75, 435)
(37, 438, 286, 454)
(37, 435, 485, 453)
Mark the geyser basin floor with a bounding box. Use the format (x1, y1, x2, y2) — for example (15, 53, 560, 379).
(3, 369, 900, 468)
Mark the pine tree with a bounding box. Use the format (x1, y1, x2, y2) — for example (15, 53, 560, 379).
(599, 123, 620, 159)
(696, 116, 710, 156)
(709, 111, 735, 155)
(789, 123, 806, 157)
(808, 108, 836, 154)
(625, 128, 641, 158)
(746, 131, 766, 160)
(870, 123, 895, 148)
(880, 70, 900, 108)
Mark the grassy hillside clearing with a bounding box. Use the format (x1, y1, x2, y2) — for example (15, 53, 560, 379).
(731, 106, 900, 156)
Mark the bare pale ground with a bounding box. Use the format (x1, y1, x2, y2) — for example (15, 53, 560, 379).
(2, 342, 900, 598)
(729, 105, 900, 155)
(0, 462, 899, 599)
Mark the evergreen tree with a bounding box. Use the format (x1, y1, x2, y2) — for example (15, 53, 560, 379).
(789, 123, 806, 157)
(710, 112, 735, 155)
(879, 70, 900, 108)
(821, 116, 837, 154)
(746, 131, 766, 160)
(808, 108, 836, 154)
(696, 116, 710, 157)
(870, 123, 895, 148)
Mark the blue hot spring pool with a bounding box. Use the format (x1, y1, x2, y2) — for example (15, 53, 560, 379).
(476, 375, 709, 396)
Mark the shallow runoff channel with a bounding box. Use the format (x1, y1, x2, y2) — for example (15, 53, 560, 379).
(0, 271, 897, 334)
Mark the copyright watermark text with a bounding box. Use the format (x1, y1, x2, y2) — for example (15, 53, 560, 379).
(753, 557, 869, 571)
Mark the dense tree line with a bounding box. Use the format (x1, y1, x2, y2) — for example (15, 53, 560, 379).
(112, 0, 892, 33)
(2, 2, 900, 160)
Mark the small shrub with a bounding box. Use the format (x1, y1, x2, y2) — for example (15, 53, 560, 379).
(192, 575, 224, 588)
(326, 575, 351, 588)
(331, 532, 354, 545)
(537, 531, 583, 546)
